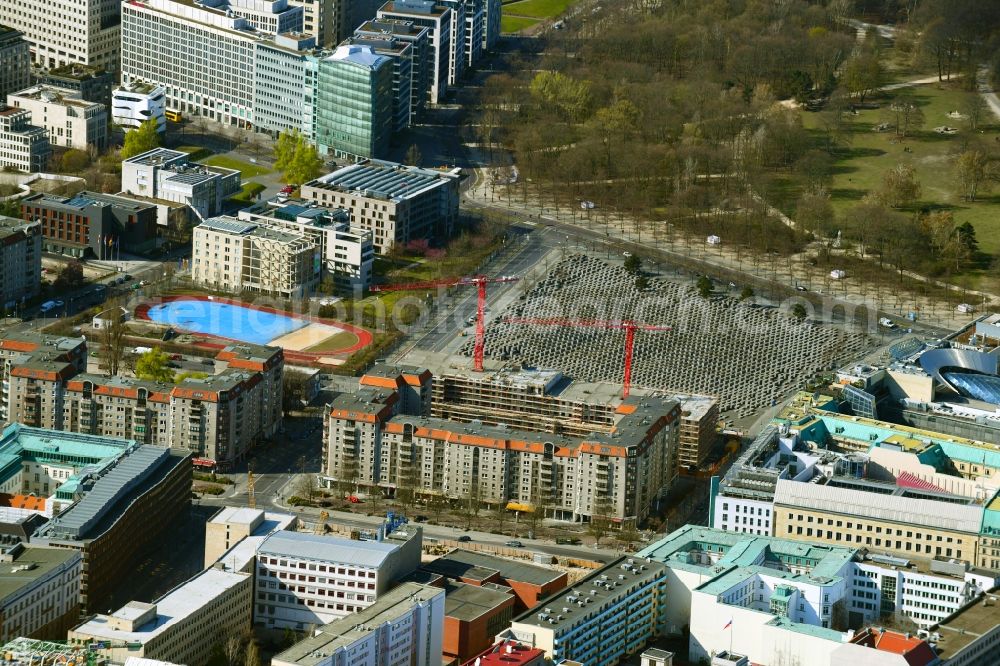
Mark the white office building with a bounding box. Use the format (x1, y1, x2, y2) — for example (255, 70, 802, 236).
(121, 148, 241, 218)
(112, 81, 166, 132)
(0, 0, 120, 72)
(68, 568, 253, 666)
(121, 0, 261, 128)
(8, 85, 108, 151)
(238, 198, 374, 293)
(0, 107, 49, 173)
(254, 528, 422, 630)
(271, 582, 444, 666)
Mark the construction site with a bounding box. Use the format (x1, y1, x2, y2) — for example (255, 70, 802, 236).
(449, 254, 876, 421)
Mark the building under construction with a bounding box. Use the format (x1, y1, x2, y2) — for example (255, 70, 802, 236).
(431, 369, 719, 470)
(324, 365, 684, 525)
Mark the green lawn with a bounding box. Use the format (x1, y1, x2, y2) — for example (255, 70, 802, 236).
(228, 182, 266, 204)
(199, 154, 272, 178)
(504, 0, 573, 18)
(303, 330, 361, 353)
(501, 15, 540, 32)
(801, 83, 1000, 255)
(173, 145, 212, 161)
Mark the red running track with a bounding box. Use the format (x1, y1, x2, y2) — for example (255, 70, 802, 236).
(134, 294, 373, 359)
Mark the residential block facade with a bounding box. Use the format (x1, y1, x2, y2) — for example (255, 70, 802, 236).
(0, 216, 40, 309)
(323, 365, 681, 524)
(0, 332, 283, 470)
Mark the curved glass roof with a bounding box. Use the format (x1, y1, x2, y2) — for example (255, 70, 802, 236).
(942, 371, 1000, 405)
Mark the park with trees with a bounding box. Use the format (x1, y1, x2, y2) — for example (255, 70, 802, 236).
(477, 0, 1000, 297)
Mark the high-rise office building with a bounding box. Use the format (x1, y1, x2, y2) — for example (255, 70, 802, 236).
(316, 45, 393, 160)
(289, 0, 345, 46)
(0, 0, 120, 72)
(0, 27, 29, 102)
(377, 0, 452, 104)
(355, 19, 430, 121)
(342, 34, 414, 132)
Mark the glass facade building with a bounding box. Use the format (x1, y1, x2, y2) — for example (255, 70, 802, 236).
(316, 45, 393, 160)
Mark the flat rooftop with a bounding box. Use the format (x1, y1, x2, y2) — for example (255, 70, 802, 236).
(0, 546, 79, 602)
(425, 549, 566, 587)
(71, 568, 249, 642)
(124, 148, 186, 166)
(306, 159, 457, 202)
(272, 583, 443, 666)
(257, 530, 401, 568)
(10, 85, 101, 109)
(931, 588, 1000, 659)
(444, 580, 512, 621)
(511, 556, 667, 632)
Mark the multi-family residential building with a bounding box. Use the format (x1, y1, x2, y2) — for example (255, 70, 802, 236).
(0, 216, 40, 310)
(377, 0, 452, 104)
(677, 395, 719, 471)
(28, 441, 191, 614)
(355, 20, 430, 122)
(254, 527, 422, 629)
(68, 568, 252, 666)
(1, 333, 283, 469)
(7, 85, 107, 151)
(301, 159, 460, 253)
(34, 64, 115, 110)
(0, 107, 49, 173)
(112, 80, 166, 132)
(0, 28, 29, 103)
(342, 34, 414, 133)
(316, 45, 394, 160)
(0, 0, 119, 72)
(323, 365, 680, 524)
(505, 556, 669, 666)
(271, 581, 445, 666)
(191, 216, 319, 298)
(639, 525, 996, 665)
(20, 191, 158, 257)
(121, 149, 241, 219)
(239, 198, 374, 293)
(0, 543, 81, 642)
(432, 369, 717, 465)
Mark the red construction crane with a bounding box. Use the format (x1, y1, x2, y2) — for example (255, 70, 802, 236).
(371, 275, 519, 372)
(504, 317, 672, 398)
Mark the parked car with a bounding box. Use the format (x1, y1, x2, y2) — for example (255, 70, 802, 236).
(279, 185, 295, 195)
(457, 535, 472, 542)
(555, 537, 582, 545)
(414, 515, 428, 523)
(504, 540, 524, 548)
